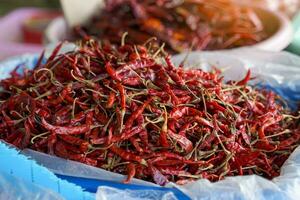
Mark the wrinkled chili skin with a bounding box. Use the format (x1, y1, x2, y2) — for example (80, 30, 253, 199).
(74, 0, 268, 53)
(0, 39, 299, 186)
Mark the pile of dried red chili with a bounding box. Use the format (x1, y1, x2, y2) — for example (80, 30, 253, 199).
(0, 40, 299, 186)
(75, 0, 267, 53)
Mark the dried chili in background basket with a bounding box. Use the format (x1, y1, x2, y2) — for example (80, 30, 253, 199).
(0, 39, 299, 186)
(74, 0, 267, 53)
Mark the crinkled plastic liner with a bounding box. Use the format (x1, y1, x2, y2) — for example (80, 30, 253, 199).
(96, 186, 177, 200)
(21, 149, 157, 187)
(0, 171, 63, 200)
(176, 145, 300, 200)
(1, 48, 300, 200)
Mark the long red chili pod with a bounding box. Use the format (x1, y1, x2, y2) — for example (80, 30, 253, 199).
(154, 152, 207, 165)
(59, 134, 87, 146)
(47, 42, 64, 62)
(122, 77, 142, 86)
(105, 62, 121, 82)
(160, 110, 169, 148)
(106, 91, 116, 108)
(110, 145, 146, 165)
(35, 50, 45, 69)
(91, 126, 143, 144)
(116, 82, 126, 110)
(124, 98, 152, 129)
(207, 101, 226, 112)
(258, 118, 280, 145)
(112, 126, 143, 142)
(236, 70, 251, 86)
(123, 163, 136, 184)
(129, 137, 143, 153)
(41, 118, 90, 135)
(165, 56, 185, 86)
(165, 85, 179, 105)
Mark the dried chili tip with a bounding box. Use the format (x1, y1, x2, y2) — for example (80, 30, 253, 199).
(123, 163, 136, 184)
(105, 62, 121, 82)
(236, 69, 251, 86)
(35, 49, 45, 69)
(48, 42, 64, 62)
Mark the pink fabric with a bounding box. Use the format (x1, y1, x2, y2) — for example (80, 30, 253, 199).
(0, 8, 48, 60)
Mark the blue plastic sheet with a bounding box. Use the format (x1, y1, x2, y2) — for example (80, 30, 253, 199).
(0, 171, 63, 200)
(0, 48, 300, 200)
(0, 141, 94, 200)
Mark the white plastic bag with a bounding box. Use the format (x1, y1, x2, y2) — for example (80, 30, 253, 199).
(1, 48, 300, 200)
(0, 171, 63, 200)
(96, 187, 177, 200)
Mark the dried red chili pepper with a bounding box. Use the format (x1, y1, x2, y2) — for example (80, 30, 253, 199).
(124, 98, 152, 129)
(110, 145, 146, 165)
(41, 118, 90, 135)
(236, 70, 251, 86)
(123, 163, 136, 183)
(105, 62, 121, 82)
(106, 91, 116, 109)
(0, 39, 299, 186)
(160, 109, 169, 148)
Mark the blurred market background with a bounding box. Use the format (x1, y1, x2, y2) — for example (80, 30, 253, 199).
(0, 0, 299, 59)
(0, 0, 59, 15)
